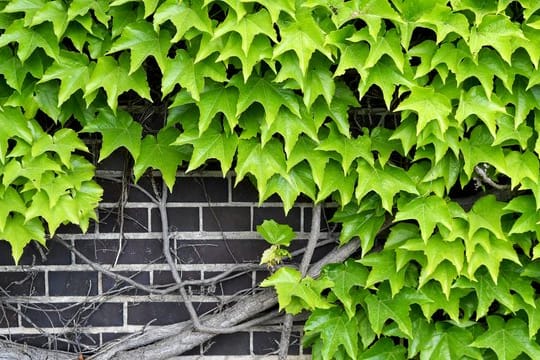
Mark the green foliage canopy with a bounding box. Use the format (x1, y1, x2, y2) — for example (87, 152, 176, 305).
(1, 0, 540, 358)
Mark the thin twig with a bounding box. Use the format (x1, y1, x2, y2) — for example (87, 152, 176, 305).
(279, 203, 322, 360)
(474, 165, 510, 190)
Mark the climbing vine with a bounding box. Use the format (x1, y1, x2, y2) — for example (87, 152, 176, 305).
(1, 0, 540, 358)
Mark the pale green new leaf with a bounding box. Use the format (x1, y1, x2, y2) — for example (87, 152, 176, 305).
(1, 214, 44, 264)
(256, 219, 296, 246)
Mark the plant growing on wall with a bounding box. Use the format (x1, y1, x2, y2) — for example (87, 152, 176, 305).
(1, 0, 540, 358)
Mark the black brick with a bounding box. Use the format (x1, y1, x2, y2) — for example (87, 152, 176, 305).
(102, 332, 129, 343)
(22, 303, 122, 327)
(99, 208, 148, 233)
(232, 178, 260, 202)
(56, 219, 96, 234)
(204, 333, 250, 355)
(253, 207, 301, 231)
(152, 207, 199, 232)
(75, 239, 165, 264)
(102, 272, 150, 295)
(0, 240, 71, 266)
(0, 271, 45, 296)
(177, 239, 268, 264)
(153, 270, 200, 286)
(203, 272, 253, 296)
(127, 302, 188, 325)
(49, 271, 97, 296)
(253, 331, 300, 355)
(203, 207, 251, 231)
(168, 177, 228, 202)
(0, 306, 18, 327)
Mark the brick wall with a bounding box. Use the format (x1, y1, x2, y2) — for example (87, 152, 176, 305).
(0, 152, 335, 357)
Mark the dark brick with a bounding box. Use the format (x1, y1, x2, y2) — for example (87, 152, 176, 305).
(49, 271, 98, 296)
(99, 208, 148, 233)
(102, 332, 129, 343)
(56, 219, 96, 234)
(0, 271, 45, 296)
(304, 206, 338, 232)
(203, 272, 253, 296)
(0, 240, 71, 266)
(97, 148, 129, 171)
(102, 272, 150, 295)
(253, 207, 301, 231)
(75, 239, 165, 265)
(22, 302, 121, 328)
(204, 333, 250, 355)
(231, 177, 259, 202)
(152, 207, 199, 232)
(177, 239, 268, 264)
(252, 331, 300, 355)
(153, 270, 200, 285)
(0, 306, 18, 327)
(168, 177, 228, 202)
(127, 302, 188, 325)
(203, 207, 251, 231)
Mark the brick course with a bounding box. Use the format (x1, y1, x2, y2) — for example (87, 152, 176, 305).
(0, 167, 329, 357)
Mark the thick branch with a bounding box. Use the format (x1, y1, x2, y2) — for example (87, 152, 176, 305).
(0, 340, 73, 360)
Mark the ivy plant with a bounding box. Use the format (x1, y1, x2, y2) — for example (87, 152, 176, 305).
(1, 0, 540, 358)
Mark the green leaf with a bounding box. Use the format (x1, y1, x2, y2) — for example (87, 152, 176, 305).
(359, 251, 407, 297)
(256, 219, 296, 246)
(153, 0, 212, 42)
(468, 195, 506, 240)
(304, 307, 360, 360)
(0, 107, 33, 163)
(322, 260, 368, 318)
(331, 204, 385, 252)
(317, 124, 374, 174)
(213, 9, 276, 56)
(27, 0, 68, 39)
(82, 109, 142, 161)
(1, 214, 44, 264)
(235, 138, 287, 196)
(108, 21, 171, 74)
(316, 160, 357, 204)
(273, 7, 332, 75)
(85, 54, 151, 112)
(0, 187, 27, 232)
(174, 125, 238, 175)
(360, 338, 406, 360)
(364, 283, 413, 338)
(232, 74, 301, 126)
(356, 160, 418, 213)
(395, 196, 453, 242)
(31, 128, 88, 167)
(504, 195, 539, 235)
(133, 128, 190, 190)
(471, 316, 540, 359)
(396, 86, 452, 134)
(0, 20, 60, 62)
(197, 85, 239, 134)
(260, 267, 333, 314)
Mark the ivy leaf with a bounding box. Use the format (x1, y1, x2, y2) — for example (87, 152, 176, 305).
(364, 283, 413, 338)
(359, 251, 407, 297)
(322, 260, 368, 318)
(468, 195, 506, 240)
(161, 50, 201, 100)
(3, 155, 63, 190)
(316, 160, 357, 205)
(174, 125, 238, 175)
(304, 307, 359, 360)
(0, 187, 27, 232)
(0, 107, 33, 163)
(287, 137, 330, 189)
(331, 204, 386, 252)
(455, 86, 507, 138)
(504, 195, 539, 235)
(85, 53, 151, 112)
(360, 338, 407, 360)
(471, 316, 540, 359)
(356, 160, 419, 213)
(39, 51, 91, 106)
(197, 85, 239, 134)
(153, 0, 212, 42)
(133, 128, 190, 191)
(395, 196, 453, 241)
(213, 9, 276, 56)
(0, 48, 27, 92)
(235, 138, 287, 196)
(256, 219, 296, 246)
(31, 128, 88, 167)
(395, 86, 452, 134)
(317, 123, 374, 174)
(232, 74, 301, 126)
(82, 109, 142, 161)
(260, 267, 333, 314)
(240, 0, 295, 24)
(27, 0, 68, 39)
(273, 7, 332, 75)
(1, 214, 45, 264)
(108, 21, 171, 74)
(0, 20, 60, 61)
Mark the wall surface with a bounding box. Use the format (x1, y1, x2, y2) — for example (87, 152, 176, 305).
(0, 151, 334, 357)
